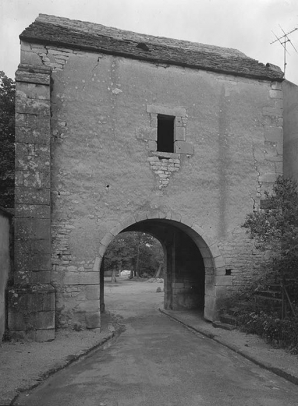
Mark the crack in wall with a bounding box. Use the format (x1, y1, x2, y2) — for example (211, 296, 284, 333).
(92, 55, 102, 73)
(31, 44, 71, 71)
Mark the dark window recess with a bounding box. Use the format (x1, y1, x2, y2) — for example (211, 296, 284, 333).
(157, 115, 175, 153)
(136, 42, 150, 51)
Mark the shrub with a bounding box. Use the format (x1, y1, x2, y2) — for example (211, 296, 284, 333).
(224, 177, 298, 353)
(236, 310, 298, 354)
(243, 176, 298, 282)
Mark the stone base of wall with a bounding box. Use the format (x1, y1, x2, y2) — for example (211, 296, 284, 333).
(7, 284, 55, 342)
(172, 289, 204, 310)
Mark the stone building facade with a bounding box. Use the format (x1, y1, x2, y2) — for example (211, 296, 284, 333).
(9, 14, 287, 340)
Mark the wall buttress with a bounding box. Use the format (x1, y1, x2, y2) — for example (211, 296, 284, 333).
(8, 64, 55, 341)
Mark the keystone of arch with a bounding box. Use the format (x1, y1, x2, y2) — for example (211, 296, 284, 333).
(179, 215, 196, 229)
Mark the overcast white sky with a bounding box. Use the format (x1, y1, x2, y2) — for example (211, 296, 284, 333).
(0, 0, 298, 84)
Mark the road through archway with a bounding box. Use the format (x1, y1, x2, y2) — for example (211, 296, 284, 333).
(100, 218, 215, 318)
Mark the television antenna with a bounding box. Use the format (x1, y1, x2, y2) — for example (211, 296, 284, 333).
(270, 26, 298, 77)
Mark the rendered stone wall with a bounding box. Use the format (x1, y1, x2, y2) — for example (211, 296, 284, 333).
(15, 41, 284, 327)
(283, 80, 298, 180)
(171, 230, 205, 310)
(0, 208, 12, 341)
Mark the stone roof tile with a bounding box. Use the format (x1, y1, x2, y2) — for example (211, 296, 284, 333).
(20, 14, 284, 81)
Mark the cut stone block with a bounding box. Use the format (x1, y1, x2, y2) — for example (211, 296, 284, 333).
(86, 311, 101, 329)
(175, 141, 194, 154)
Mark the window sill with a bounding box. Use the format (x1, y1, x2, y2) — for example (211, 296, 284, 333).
(150, 151, 181, 159)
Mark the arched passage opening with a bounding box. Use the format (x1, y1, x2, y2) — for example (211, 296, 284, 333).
(99, 217, 216, 319)
(100, 230, 165, 315)
(102, 230, 164, 281)
(126, 220, 206, 311)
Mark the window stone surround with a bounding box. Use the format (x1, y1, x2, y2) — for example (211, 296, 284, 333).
(145, 104, 194, 189)
(146, 104, 193, 155)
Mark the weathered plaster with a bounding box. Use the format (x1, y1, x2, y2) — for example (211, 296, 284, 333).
(283, 80, 298, 180)
(47, 52, 283, 326)
(11, 28, 285, 337)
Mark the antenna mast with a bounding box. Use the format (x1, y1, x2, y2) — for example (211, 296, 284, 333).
(270, 26, 298, 77)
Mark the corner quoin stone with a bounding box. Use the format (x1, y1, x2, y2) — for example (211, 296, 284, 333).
(8, 63, 55, 341)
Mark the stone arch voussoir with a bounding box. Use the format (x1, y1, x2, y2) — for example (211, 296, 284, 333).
(99, 211, 225, 270)
(98, 210, 224, 321)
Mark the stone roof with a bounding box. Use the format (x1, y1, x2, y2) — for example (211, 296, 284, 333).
(20, 14, 283, 81)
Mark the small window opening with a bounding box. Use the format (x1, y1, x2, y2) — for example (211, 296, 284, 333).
(157, 115, 174, 153)
(136, 42, 150, 52)
(225, 269, 232, 276)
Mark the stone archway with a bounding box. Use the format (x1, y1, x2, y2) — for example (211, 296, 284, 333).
(97, 211, 224, 321)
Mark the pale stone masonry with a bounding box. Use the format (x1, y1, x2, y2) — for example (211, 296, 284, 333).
(147, 154, 181, 189)
(9, 13, 298, 341)
(9, 65, 55, 341)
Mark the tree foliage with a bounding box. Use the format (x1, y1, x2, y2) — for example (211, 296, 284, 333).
(103, 231, 164, 278)
(224, 177, 298, 352)
(0, 71, 15, 208)
(243, 176, 298, 275)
